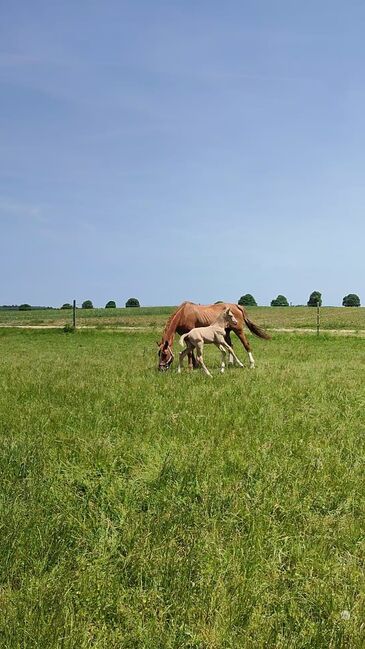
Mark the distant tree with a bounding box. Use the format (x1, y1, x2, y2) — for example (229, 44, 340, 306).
(125, 297, 140, 308)
(342, 294, 361, 307)
(271, 294, 289, 307)
(105, 300, 116, 308)
(60, 303, 72, 310)
(307, 291, 322, 307)
(214, 301, 223, 304)
(19, 304, 31, 311)
(238, 294, 257, 307)
(82, 300, 93, 309)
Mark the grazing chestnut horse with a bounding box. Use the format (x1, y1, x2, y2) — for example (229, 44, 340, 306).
(157, 301, 270, 371)
(178, 308, 245, 377)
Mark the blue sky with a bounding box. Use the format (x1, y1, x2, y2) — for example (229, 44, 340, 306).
(1, 1, 364, 307)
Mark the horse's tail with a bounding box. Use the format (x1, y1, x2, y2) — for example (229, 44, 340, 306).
(179, 332, 189, 347)
(237, 305, 271, 340)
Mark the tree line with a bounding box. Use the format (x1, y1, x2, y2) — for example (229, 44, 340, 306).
(238, 291, 361, 307)
(1, 292, 362, 311)
(60, 298, 141, 309)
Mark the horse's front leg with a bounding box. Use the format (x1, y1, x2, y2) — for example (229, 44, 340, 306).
(187, 351, 194, 370)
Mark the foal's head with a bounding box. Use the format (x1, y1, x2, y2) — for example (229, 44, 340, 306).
(157, 340, 174, 371)
(222, 308, 238, 327)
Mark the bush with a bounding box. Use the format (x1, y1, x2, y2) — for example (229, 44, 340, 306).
(60, 303, 72, 310)
(307, 291, 322, 307)
(271, 294, 289, 307)
(82, 300, 93, 309)
(342, 294, 361, 307)
(105, 300, 116, 309)
(125, 298, 140, 308)
(238, 294, 257, 307)
(19, 304, 31, 311)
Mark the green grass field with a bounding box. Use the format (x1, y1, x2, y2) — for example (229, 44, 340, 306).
(0, 305, 364, 332)
(1, 327, 364, 648)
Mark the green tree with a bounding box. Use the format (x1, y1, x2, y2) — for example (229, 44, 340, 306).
(60, 303, 72, 310)
(307, 291, 322, 307)
(125, 298, 140, 308)
(105, 300, 116, 309)
(342, 294, 361, 307)
(271, 294, 289, 307)
(238, 294, 257, 307)
(82, 300, 93, 309)
(19, 304, 31, 311)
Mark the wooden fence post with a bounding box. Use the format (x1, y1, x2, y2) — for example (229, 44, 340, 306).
(73, 300, 76, 329)
(316, 301, 320, 336)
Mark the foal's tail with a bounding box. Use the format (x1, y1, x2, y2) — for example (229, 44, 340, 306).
(237, 305, 271, 340)
(179, 332, 189, 347)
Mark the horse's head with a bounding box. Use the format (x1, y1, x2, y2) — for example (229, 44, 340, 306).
(157, 340, 174, 371)
(224, 308, 238, 327)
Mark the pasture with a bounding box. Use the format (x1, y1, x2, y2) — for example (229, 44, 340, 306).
(1, 325, 364, 648)
(1, 305, 365, 333)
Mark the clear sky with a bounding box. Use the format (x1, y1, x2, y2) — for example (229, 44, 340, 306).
(1, 1, 364, 307)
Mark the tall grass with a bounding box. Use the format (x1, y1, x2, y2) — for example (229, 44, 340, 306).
(0, 329, 364, 647)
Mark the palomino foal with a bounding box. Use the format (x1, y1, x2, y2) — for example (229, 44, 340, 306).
(178, 308, 244, 378)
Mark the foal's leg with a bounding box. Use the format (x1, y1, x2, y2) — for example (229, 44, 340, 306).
(196, 342, 213, 378)
(218, 344, 228, 373)
(222, 342, 244, 368)
(233, 328, 255, 368)
(178, 344, 191, 373)
(225, 330, 235, 366)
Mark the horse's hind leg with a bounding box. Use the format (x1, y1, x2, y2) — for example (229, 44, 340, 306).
(188, 350, 198, 370)
(191, 350, 199, 369)
(233, 328, 255, 368)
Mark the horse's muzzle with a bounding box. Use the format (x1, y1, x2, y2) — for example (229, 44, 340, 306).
(158, 362, 172, 372)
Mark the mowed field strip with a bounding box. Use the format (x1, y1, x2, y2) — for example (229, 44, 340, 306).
(0, 311, 364, 647)
(1, 305, 364, 333)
